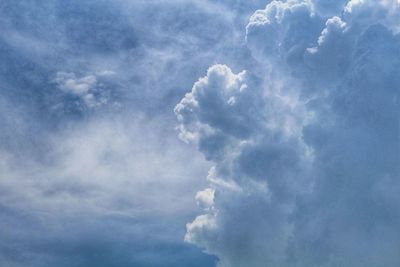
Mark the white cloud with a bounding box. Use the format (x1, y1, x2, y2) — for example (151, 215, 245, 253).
(175, 64, 266, 160)
(54, 71, 115, 108)
(56, 72, 97, 96)
(195, 188, 215, 210)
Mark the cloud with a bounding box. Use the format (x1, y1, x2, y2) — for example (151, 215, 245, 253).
(176, 63, 312, 266)
(0, 0, 255, 122)
(0, 115, 216, 266)
(55, 72, 99, 108)
(55, 72, 97, 96)
(175, 64, 263, 144)
(195, 188, 215, 210)
(0, 1, 245, 265)
(312, 0, 348, 16)
(246, 0, 324, 68)
(2, 0, 400, 266)
(177, 0, 400, 266)
(54, 71, 117, 108)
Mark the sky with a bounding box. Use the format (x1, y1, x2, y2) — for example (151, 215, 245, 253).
(0, 0, 399, 267)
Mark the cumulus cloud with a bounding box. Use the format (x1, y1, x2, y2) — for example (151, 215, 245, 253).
(177, 0, 400, 266)
(177, 63, 312, 266)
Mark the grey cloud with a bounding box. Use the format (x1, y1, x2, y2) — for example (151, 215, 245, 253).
(177, 0, 400, 266)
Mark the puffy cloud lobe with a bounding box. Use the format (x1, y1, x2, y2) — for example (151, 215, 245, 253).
(177, 0, 400, 266)
(175, 64, 264, 159)
(246, 0, 323, 68)
(246, 0, 400, 91)
(305, 0, 400, 88)
(344, 0, 400, 32)
(304, 16, 353, 86)
(195, 188, 215, 210)
(311, 0, 349, 16)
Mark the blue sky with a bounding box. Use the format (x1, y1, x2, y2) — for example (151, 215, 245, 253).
(1, 0, 400, 266)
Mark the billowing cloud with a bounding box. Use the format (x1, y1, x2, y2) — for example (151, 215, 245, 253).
(177, 0, 400, 266)
(176, 63, 312, 267)
(175, 65, 264, 156)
